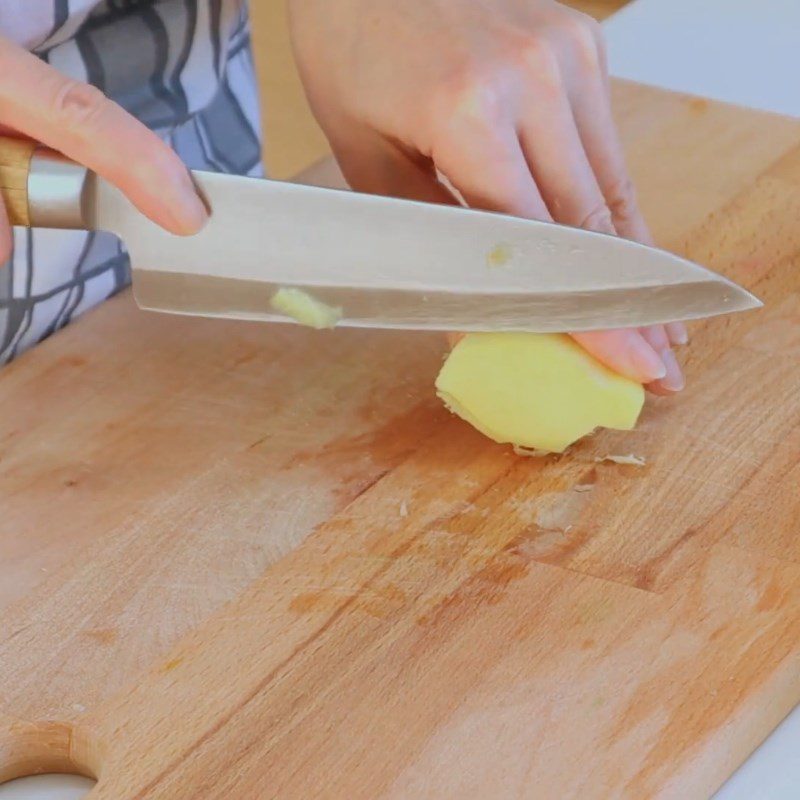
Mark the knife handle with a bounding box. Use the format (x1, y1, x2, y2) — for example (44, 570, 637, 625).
(0, 135, 90, 229)
(0, 137, 35, 226)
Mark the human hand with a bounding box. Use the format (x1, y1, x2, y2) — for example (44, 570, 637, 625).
(0, 34, 208, 263)
(289, 0, 686, 393)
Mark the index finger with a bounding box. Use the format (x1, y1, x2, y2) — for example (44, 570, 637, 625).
(0, 37, 207, 235)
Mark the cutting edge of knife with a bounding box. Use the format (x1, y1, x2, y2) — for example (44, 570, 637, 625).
(132, 267, 763, 333)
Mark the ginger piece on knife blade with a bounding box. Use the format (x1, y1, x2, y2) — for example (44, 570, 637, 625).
(435, 332, 645, 454)
(270, 287, 342, 329)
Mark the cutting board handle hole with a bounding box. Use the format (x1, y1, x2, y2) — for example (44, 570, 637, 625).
(0, 719, 99, 787)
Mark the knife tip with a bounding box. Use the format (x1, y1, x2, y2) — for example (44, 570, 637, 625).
(740, 288, 764, 311)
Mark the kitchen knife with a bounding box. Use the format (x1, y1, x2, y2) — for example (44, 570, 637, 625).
(0, 137, 760, 333)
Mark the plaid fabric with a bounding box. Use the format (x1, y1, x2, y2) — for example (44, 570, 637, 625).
(0, 0, 263, 364)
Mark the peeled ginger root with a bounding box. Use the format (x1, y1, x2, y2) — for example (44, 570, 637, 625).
(435, 332, 645, 453)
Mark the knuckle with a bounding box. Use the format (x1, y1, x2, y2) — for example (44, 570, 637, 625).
(574, 11, 604, 41)
(557, 13, 603, 70)
(433, 63, 505, 136)
(581, 202, 616, 234)
(606, 177, 639, 222)
(514, 33, 559, 77)
(51, 80, 108, 131)
(510, 34, 562, 101)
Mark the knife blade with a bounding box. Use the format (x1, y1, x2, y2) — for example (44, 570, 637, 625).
(9, 143, 761, 333)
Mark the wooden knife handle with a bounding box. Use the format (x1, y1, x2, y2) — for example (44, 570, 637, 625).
(0, 136, 36, 227)
(0, 135, 89, 230)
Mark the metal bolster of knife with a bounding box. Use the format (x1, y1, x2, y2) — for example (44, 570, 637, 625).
(27, 148, 91, 230)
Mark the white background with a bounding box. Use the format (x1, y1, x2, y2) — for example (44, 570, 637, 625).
(606, 0, 800, 118)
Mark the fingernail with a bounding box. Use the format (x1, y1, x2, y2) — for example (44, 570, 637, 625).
(666, 322, 689, 346)
(627, 335, 667, 382)
(659, 348, 686, 392)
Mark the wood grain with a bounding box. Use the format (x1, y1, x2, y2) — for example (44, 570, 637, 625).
(1, 83, 799, 798)
(0, 138, 34, 227)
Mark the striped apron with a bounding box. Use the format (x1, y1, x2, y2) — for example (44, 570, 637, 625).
(0, 0, 263, 363)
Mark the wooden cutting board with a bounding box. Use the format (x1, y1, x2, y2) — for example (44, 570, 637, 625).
(1, 81, 799, 799)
